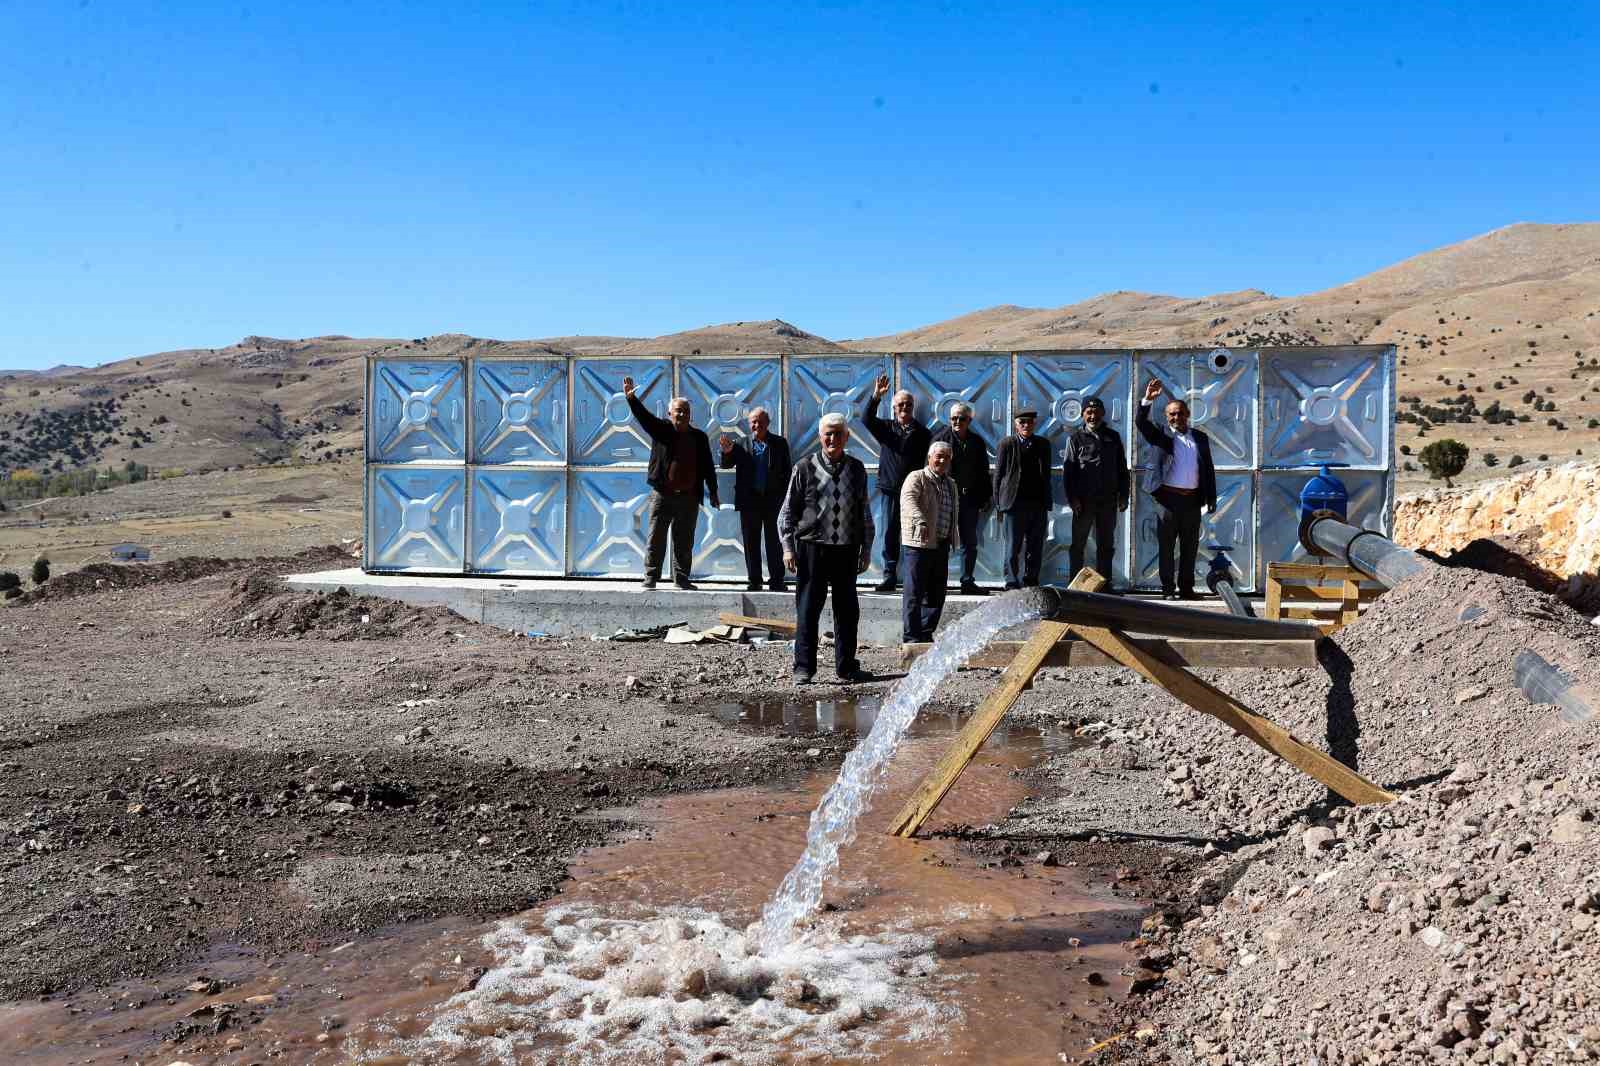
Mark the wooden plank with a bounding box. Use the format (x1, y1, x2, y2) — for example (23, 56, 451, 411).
(1264, 573, 1283, 621)
(716, 611, 797, 633)
(899, 637, 1321, 670)
(1064, 624, 1397, 806)
(1268, 561, 1363, 580)
(887, 568, 1108, 839)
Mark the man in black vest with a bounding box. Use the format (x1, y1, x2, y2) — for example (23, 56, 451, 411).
(1062, 396, 1130, 588)
(861, 373, 931, 593)
(623, 376, 719, 591)
(931, 401, 992, 595)
(1135, 379, 1217, 600)
(718, 406, 792, 592)
(992, 410, 1054, 589)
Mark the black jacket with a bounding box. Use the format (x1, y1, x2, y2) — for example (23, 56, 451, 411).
(1061, 424, 1130, 509)
(1135, 401, 1217, 512)
(627, 393, 719, 505)
(861, 394, 932, 496)
(931, 425, 992, 510)
(719, 433, 792, 512)
(992, 433, 1054, 512)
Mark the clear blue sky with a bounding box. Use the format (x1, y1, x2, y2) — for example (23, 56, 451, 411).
(2, 1, 1596, 370)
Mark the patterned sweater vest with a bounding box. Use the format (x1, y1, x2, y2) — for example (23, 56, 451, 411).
(796, 453, 868, 546)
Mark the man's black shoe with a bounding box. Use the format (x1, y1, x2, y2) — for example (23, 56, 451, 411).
(1161, 591, 1178, 601)
(674, 579, 698, 591)
(768, 582, 789, 593)
(836, 667, 873, 684)
(1003, 582, 1021, 591)
(793, 671, 814, 686)
(641, 578, 657, 590)
(1178, 589, 1201, 601)
(746, 582, 763, 592)
(959, 581, 988, 597)
(872, 579, 898, 593)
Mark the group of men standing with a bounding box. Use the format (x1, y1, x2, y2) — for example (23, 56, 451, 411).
(624, 373, 1218, 685)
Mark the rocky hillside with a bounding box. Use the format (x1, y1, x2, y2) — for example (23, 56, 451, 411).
(2, 224, 1596, 480)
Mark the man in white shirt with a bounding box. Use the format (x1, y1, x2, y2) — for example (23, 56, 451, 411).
(1135, 379, 1217, 600)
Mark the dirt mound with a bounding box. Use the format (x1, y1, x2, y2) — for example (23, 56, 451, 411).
(1116, 564, 1600, 1062)
(7, 545, 353, 606)
(1421, 535, 1567, 596)
(209, 571, 493, 642)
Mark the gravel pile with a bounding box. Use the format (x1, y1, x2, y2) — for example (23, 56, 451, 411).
(1031, 567, 1600, 1064)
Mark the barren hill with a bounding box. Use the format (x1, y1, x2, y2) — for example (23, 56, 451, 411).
(1, 223, 1596, 485)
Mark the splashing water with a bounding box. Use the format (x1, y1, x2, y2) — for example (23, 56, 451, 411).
(757, 589, 1052, 954)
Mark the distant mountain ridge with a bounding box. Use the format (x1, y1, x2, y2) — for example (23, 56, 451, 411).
(1, 222, 1597, 486)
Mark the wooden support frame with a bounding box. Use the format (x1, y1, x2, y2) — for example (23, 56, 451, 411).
(1264, 562, 1385, 635)
(889, 568, 1397, 839)
(899, 637, 1320, 671)
(888, 569, 1108, 838)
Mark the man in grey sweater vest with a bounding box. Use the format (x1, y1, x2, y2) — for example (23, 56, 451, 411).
(778, 413, 875, 686)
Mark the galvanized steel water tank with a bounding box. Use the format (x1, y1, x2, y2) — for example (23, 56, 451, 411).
(364, 345, 1396, 591)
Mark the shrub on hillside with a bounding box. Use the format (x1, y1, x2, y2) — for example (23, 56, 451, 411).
(1419, 439, 1469, 488)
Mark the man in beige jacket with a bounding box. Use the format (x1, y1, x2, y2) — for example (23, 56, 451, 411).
(899, 441, 961, 643)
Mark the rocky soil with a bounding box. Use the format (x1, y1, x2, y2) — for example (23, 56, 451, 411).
(1012, 567, 1600, 1065)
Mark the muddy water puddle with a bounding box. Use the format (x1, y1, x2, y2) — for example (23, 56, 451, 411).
(3, 707, 1143, 1065)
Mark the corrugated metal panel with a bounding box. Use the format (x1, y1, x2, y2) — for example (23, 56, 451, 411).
(899, 352, 1010, 453)
(368, 359, 466, 462)
(690, 471, 745, 581)
(1015, 352, 1132, 446)
(1191, 348, 1258, 468)
(1257, 468, 1389, 583)
(467, 467, 565, 575)
(946, 506, 1009, 585)
(366, 465, 466, 572)
(470, 360, 567, 464)
(1262, 347, 1390, 468)
(1130, 472, 1256, 591)
(571, 358, 672, 466)
(787, 354, 893, 464)
(1130, 352, 1192, 478)
(1041, 504, 1132, 588)
(677, 357, 783, 438)
(566, 469, 654, 578)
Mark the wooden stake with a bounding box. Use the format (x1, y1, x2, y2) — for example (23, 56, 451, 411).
(887, 568, 1107, 838)
(1064, 623, 1397, 805)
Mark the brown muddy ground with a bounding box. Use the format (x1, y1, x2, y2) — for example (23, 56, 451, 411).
(0, 551, 1188, 1064)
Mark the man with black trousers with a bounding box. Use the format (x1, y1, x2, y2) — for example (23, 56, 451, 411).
(931, 401, 992, 595)
(1135, 379, 1217, 600)
(623, 376, 719, 590)
(718, 407, 792, 592)
(1062, 396, 1130, 589)
(992, 410, 1054, 589)
(778, 413, 874, 686)
(861, 373, 931, 593)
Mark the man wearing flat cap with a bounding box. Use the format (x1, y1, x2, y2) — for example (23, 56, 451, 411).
(1062, 396, 1130, 589)
(991, 409, 1053, 588)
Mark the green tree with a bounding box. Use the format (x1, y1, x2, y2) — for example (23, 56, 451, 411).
(30, 557, 50, 585)
(1418, 438, 1469, 488)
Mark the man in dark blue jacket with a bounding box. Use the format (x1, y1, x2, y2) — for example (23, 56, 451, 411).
(623, 375, 719, 590)
(861, 373, 931, 592)
(931, 401, 992, 595)
(718, 407, 793, 591)
(1135, 379, 1217, 600)
(1061, 396, 1130, 588)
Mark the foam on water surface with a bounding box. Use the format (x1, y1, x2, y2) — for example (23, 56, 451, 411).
(356, 903, 955, 1064)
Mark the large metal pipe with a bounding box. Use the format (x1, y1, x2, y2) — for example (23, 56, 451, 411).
(1205, 546, 1255, 618)
(1301, 514, 1434, 589)
(1036, 587, 1321, 641)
